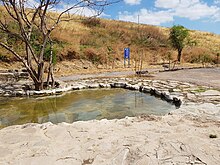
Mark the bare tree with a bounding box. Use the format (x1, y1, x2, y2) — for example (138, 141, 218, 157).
(0, 0, 118, 90)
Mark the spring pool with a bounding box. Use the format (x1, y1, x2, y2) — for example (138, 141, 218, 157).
(0, 88, 176, 128)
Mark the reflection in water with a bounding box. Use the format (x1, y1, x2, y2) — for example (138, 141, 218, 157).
(0, 89, 176, 128)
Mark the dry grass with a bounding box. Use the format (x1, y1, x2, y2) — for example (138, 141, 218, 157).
(0, 6, 220, 68)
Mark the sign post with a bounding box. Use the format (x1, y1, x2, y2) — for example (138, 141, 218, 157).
(124, 48, 130, 68)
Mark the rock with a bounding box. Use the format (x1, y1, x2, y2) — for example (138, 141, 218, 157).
(154, 89, 161, 96)
(200, 90, 220, 96)
(4, 86, 14, 90)
(187, 93, 197, 100)
(172, 88, 182, 92)
(12, 84, 23, 89)
(111, 82, 127, 88)
(14, 90, 25, 96)
(97, 65, 104, 69)
(3, 93, 10, 97)
(26, 91, 34, 96)
(99, 83, 111, 88)
(22, 84, 31, 90)
(150, 88, 156, 95)
(173, 97, 182, 107)
(72, 85, 86, 90)
(21, 68, 28, 72)
(161, 92, 173, 101)
(136, 70, 148, 75)
(20, 72, 29, 77)
(142, 86, 152, 93)
(32, 90, 50, 96)
(0, 70, 8, 73)
(125, 84, 140, 90)
(0, 89, 4, 95)
(55, 86, 72, 93)
(88, 83, 100, 88)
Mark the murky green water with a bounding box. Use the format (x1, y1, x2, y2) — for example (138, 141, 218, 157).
(0, 89, 176, 128)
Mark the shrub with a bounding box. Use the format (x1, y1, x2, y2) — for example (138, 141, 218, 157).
(201, 54, 212, 63)
(131, 26, 167, 47)
(80, 35, 98, 47)
(66, 50, 78, 60)
(214, 53, 220, 64)
(184, 47, 212, 63)
(82, 18, 101, 27)
(83, 48, 104, 64)
(44, 46, 57, 64)
(0, 53, 9, 62)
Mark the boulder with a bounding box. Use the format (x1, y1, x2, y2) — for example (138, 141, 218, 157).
(125, 84, 140, 90)
(111, 82, 127, 88)
(99, 83, 111, 88)
(142, 86, 152, 93)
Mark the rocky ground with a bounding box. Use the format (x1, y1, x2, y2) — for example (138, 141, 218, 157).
(0, 104, 219, 165)
(59, 67, 220, 89)
(154, 67, 220, 89)
(0, 68, 220, 164)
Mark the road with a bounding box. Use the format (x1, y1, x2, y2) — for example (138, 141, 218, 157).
(59, 67, 220, 89)
(155, 67, 220, 88)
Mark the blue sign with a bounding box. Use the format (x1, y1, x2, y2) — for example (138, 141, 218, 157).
(124, 48, 130, 59)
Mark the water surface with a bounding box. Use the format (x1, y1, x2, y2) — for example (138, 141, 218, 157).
(0, 89, 176, 128)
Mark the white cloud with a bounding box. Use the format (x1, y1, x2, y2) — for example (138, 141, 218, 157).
(155, 0, 201, 9)
(155, 0, 219, 20)
(175, 2, 219, 20)
(118, 0, 220, 26)
(119, 9, 173, 25)
(175, 0, 218, 20)
(155, 0, 180, 9)
(214, 0, 220, 5)
(124, 0, 141, 5)
(212, 8, 220, 21)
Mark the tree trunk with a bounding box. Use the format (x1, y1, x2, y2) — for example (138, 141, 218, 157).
(36, 62, 44, 90)
(177, 49, 182, 62)
(51, 67, 55, 88)
(46, 38, 56, 89)
(34, 81, 43, 91)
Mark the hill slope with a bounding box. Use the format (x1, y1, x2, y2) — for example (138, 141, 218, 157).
(0, 7, 220, 73)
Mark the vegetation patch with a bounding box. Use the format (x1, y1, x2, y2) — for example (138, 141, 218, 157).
(193, 87, 207, 93)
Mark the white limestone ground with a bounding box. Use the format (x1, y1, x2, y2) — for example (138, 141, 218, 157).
(0, 78, 220, 164)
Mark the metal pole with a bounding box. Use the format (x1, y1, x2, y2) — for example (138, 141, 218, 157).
(128, 57, 130, 68)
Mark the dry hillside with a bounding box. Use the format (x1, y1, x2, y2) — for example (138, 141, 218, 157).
(0, 6, 220, 74)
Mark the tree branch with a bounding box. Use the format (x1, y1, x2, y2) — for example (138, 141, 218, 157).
(0, 41, 39, 83)
(0, 41, 23, 61)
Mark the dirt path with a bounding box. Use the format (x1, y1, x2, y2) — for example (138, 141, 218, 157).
(59, 67, 220, 89)
(154, 67, 220, 89)
(58, 70, 134, 81)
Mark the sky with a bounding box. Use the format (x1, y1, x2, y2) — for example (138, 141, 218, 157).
(99, 0, 220, 34)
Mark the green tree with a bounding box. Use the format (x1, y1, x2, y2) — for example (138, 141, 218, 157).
(169, 25, 189, 62)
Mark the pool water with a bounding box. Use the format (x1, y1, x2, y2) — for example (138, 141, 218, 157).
(0, 89, 176, 128)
